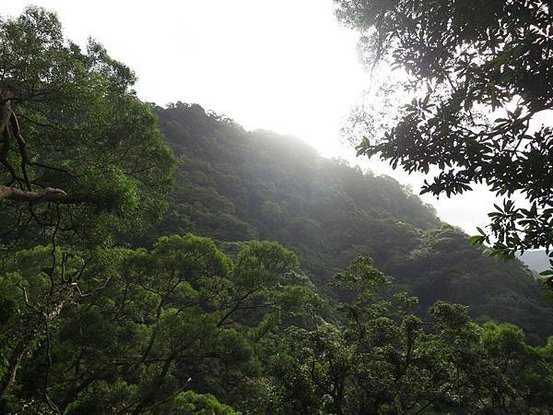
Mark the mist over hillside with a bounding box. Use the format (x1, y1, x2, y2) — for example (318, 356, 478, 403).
(150, 102, 553, 344)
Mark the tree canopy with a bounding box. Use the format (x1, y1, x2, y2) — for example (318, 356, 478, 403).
(335, 0, 553, 263)
(0, 7, 174, 248)
(3, 235, 553, 414)
(152, 102, 553, 343)
(0, 8, 174, 408)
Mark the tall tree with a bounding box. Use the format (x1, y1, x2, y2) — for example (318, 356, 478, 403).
(0, 7, 174, 248)
(335, 0, 553, 264)
(0, 8, 174, 409)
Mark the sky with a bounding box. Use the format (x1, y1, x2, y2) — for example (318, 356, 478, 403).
(3, 0, 496, 234)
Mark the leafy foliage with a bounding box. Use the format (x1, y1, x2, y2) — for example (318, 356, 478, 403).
(0, 235, 321, 413)
(0, 7, 174, 249)
(264, 258, 553, 414)
(335, 0, 553, 262)
(2, 237, 553, 414)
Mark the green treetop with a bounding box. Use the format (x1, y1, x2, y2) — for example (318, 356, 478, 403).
(0, 7, 174, 248)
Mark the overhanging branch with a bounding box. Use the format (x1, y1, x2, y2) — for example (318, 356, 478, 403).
(0, 185, 95, 204)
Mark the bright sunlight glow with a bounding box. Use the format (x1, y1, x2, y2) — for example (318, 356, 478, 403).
(3, 0, 498, 233)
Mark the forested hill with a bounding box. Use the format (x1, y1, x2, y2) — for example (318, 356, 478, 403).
(154, 102, 439, 275)
(152, 102, 553, 343)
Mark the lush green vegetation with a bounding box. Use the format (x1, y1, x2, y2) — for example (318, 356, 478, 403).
(3, 241, 553, 414)
(1, 6, 552, 415)
(152, 102, 553, 344)
(0, 7, 174, 250)
(335, 0, 553, 263)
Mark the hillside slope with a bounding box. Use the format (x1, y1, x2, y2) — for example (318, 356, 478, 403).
(152, 102, 553, 343)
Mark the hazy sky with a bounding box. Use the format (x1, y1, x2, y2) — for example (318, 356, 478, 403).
(3, 0, 495, 233)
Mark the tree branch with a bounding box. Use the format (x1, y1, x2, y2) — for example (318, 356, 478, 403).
(0, 185, 95, 204)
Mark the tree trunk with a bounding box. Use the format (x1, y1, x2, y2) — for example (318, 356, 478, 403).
(0, 88, 14, 136)
(0, 334, 33, 402)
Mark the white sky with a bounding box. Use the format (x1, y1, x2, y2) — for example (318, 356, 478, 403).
(3, 0, 496, 234)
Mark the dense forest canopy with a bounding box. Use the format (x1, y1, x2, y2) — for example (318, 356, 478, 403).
(335, 0, 553, 264)
(153, 102, 553, 344)
(0, 6, 552, 415)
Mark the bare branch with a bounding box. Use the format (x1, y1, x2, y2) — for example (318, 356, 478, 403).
(0, 185, 96, 204)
